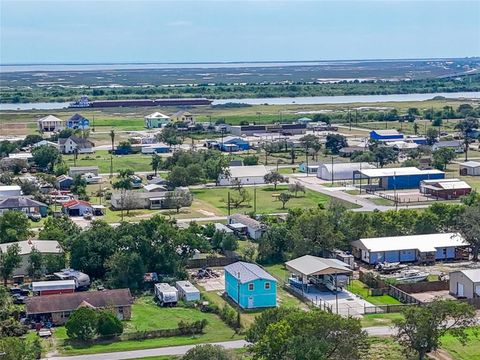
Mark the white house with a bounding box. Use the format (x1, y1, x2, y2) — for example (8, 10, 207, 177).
(459, 161, 480, 176)
(0, 240, 63, 277)
(218, 165, 268, 186)
(144, 112, 171, 128)
(61, 136, 94, 154)
(432, 140, 464, 153)
(317, 162, 376, 181)
(449, 269, 480, 299)
(227, 213, 266, 240)
(37, 115, 64, 132)
(0, 185, 22, 198)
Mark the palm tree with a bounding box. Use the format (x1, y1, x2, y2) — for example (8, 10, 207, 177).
(151, 154, 162, 176)
(109, 130, 115, 178)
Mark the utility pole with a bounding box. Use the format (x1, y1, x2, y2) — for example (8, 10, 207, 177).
(331, 155, 335, 185)
(227, 191, 231, 216)
(348, 107, 352, 131)
(254, 184, 257, 214)
(236, 272, 241, 331)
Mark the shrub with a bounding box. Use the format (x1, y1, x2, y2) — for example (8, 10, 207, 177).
(97, 310, 123, 337)
(65, 307, 98, 341)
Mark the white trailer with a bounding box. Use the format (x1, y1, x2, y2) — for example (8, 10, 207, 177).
(175, 280, 200, 302)
(155, 283, 178, 306)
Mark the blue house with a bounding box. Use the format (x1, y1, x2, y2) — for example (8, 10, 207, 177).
(218, 136, 250, 152)
(66, 114, 90, 130)
(370, 129, 404, 141)
(56, 175, 73, 190)
(355, 167, 445, 190)
(351, 233, 468, 265)
(299, 162, 320, 174)
(224, 262, 277, 309)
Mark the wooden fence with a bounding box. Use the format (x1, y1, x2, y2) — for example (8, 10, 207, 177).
(388, 284, 422, 304)
(187, 256, 238, 269)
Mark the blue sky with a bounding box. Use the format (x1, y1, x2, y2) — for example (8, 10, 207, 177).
(1, 0, 479, 64)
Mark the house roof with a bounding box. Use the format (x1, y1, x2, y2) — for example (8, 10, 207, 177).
(228, 213, 264, 230)
(358, 167, 444, 178)
(421, 178, 471, 190)
(68, 113, 89, 122)
(0, 196, 47, 209)
(228, 165, 268, 178)
(371, 129, 403, 136)
(460, 161, 480, 168)
(0, 240, 62, 256)
(321, 162, 375, 172)
(224, 262, 277, 284)
(145, 112, 170, 119)
(0, 185, 21, 192)
(435, 140, 463, 148)
(351, 233, 467, 253)
(38, 115, 63, 123)
(285, 255, 352, 276)
(452, 269, 480, 283)
(32, 280, 76, 291)
(67, 136, 93, 147)
(172, 111, 192, 117)
(143, 184, 167, 192)
(56, 175, 73, 182)
(26, 289, 133, 315)
(176, 280, 199, 294)
(62, 199, 92, 208)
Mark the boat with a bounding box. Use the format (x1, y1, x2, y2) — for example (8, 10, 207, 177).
(393, 270, 429, 283)
(375, 261, 408, 274)
(69, 95, 91, 108)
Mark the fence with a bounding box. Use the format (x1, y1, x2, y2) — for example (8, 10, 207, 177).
(187, 256, 238, 269)
(364, 303, 413, 314)
(283, 284, 333, 312)
(396, 281, 448, 294)
(388, 284, 422, 304)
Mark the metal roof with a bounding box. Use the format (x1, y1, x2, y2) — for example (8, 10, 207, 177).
(32, 280, 76, 291)
(0, 240, 62, 256)
(351, 233, 466, 253)
(228, 213, 264, 230)
(285, 255, 352, 276)
(372, 129, 402, 136)
(452, 269, 480, 283)
(175, 280, 200, 294)
(228, 165, 268, 178)
(358, 167, 444, 178)
(460, 161, 480, 168)
(224, 262, 277, 284)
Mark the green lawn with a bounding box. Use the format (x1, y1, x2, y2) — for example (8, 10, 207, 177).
(368, 197, 395, 206)
(361, 313, 404, 328)
(56, 297, 242, 355)
(191, 185, 358, 215)
(366, 337, 405, 360)
(64, 151, 154, 173)
(441, 327, 480, 360)
(348, 280, 401, 305)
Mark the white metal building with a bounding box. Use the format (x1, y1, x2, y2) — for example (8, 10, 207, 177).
(218, 165, 268, 186)
(317, 162, 376, 181)
(449, 269, 480, 299)
(459, 161, 480, 176)
(0, 185, 22, 198)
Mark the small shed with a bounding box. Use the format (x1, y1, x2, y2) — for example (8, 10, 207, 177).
(299, 162, 320, 174)
(459, 161, 480, 176)
(449, 269, 480, 299)
(56, 175, 73, 190)
(32, 280, 75, 296)
(420, 178, 471, 199)
(175, 281, 200, 302)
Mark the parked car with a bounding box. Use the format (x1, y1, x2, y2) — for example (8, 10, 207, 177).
(28, 213, 42, 222)
(38, 328, 52, 338)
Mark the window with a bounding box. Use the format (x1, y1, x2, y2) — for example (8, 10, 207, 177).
(248, 283, 254, 291)
(443, 248, 447, 256)
(265, 282, 270, 290)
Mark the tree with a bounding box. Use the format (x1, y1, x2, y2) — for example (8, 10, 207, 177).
(31, 144, 61, 171)
(426, 128, 438, 145)
(313, 113, 331, 124)
(243, 155, 259, 166)
(0, 337, 41, 360)
(168, 166, 191, 187)
(205, 154, 230, 185)
(432, 117, 443, 127)
(325, 134, 347, 154)
(0, 211, 31, 243)
(97, 310, 124, 337)
(288, 182, 305, 197)
(28, 248, 43, 280)
(300, 134, 322, 160)
(182, 344, 237, 360)
(278, 192, 291, 209)
(22, 134, 43, 147)
(413, 122, 419, 135)
(160, 127, 181, 147)
(262, 142, 283, 165)
(164, 188, 193, 213)
(113, 169, 134, 221)
(373, 147, 398, 168)
(18, 180, 39, 196)
(39, 216, 80, 242)
(227, 188, 251, 209)
(457, 203, 480, 261)
(248, 308, 369, 360)
(109, 130, 115, 178)
(432, 148, 456, 171)
(394, 300, 477, 360)
(65, 307, 98, 341)
(455, 117, 479, 161)
(0, 140, 18, 157)
(0, 243, 21, 286)
(151, 153, 162, 176)
(257, 224, 293, 264)
(44, 253, 66, 274)
(264, 171, 288, 190)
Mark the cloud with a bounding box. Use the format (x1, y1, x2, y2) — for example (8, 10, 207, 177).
(166, 20, 192, 27)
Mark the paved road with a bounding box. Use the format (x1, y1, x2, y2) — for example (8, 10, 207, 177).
(44, 327, 397, 360)
(45, 340, 249, 360)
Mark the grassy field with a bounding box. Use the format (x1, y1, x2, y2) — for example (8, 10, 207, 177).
(361, 313, 404, 328)
(348, 280, 401, 305)
(441, 327, 480, 360)
(191, 185, 358, 215)
(63, 151, 155, 173)
(56, 297, 241, 355)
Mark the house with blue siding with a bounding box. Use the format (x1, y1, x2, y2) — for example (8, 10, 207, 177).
(354, 167, 445, 190)
(351, 233, 468, 265)
(224, 262, 277, 309)
(370, 129, 404, 141)
(218, 136, 250, 152)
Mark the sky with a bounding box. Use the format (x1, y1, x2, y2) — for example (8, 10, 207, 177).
(1, 0, 479, 64)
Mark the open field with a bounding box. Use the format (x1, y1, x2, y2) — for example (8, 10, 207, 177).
(64, 151, 155, 173)
(191, 185, 359, 215)
(441, 327, 480, 360)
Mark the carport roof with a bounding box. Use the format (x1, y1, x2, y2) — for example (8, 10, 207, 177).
(285, 255, 352, 276)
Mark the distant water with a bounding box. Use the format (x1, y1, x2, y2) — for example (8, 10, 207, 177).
(1, 91, 479, 111)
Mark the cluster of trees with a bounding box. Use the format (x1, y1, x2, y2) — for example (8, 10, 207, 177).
(256, 200, 480, 264)
(65, 307, 124, 341)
